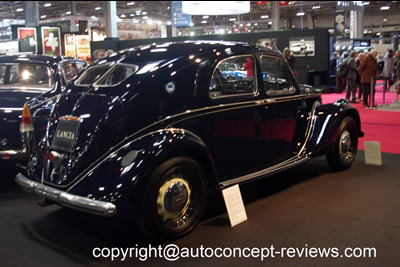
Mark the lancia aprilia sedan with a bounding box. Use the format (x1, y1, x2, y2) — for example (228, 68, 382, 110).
(16, 41, 362, 239)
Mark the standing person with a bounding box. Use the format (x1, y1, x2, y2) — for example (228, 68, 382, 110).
(335, 51, 349, 93)
(345, 51, 358, 103)
(359, 49, 378, 107)
(382, 49, 395, 101)
(355, 51, 364, 101)
(283, 48, 297, 77)
(329, 52, 338, 75)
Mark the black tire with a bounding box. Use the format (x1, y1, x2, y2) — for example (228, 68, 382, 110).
(326, 116, 359, 170)
(137, 157, 208, 240)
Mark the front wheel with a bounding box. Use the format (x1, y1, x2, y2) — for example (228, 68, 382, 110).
(137, 157, 208, 240)
(326, 117, 359, 170)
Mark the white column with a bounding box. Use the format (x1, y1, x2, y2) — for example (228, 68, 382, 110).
(105, 1, 118, 38)
(271, 1, 279, 31)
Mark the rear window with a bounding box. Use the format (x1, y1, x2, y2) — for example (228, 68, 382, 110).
(74, 63, 111, 86)
(0, 63, 53, 89)
(93, 63, 138, 87)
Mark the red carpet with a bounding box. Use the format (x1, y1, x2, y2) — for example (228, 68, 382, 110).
(321, 83, 400, 154)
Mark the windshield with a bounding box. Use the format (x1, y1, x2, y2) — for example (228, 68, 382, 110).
(0, 63, 53, 89)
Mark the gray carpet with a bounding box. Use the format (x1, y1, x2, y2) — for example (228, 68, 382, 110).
(1, 151, 399, 266)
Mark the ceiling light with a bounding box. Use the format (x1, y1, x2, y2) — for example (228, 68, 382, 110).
(239, 24, 243, 27)
(95, 7, 101, 11)
(3, 19, 10, 23)
(296, 12, 305, 16)
(44, 3, 52, 7)
(363, 2, 370, 5)
(66, 11, 71, 15)
(268, 21, 272, 25)
(40, 15, 47, 19)
(380, 6, 390, 10)
(364, 30, 368, 34)
(130, 14, 135, 17)
(247, 23, 251, 26)
(121, 14, 126, 18)
(136, 10, 141, 14)
(312, 5, 320, 10)
(142, 11, 148, 15)
(127, 2, 135, 5)
(190, 32, 195, 36)
(143, 16, 149, 20)
(260, 15, 269, 19)
(383, 18, 388, 22)
(376, 32, 381, 36)
(254, 23, 258, 26)
(229, 18, 236, 21)
(16, 8, 24, 12)
(147, 19, 153, 24)
(132, 19, 139, 23)
(368, 30, 372, 33)
(167, 21, 172, 25)
(190, 22, 194, 27)
(203, 16, 209, 19)
(201, 20, 207, 24)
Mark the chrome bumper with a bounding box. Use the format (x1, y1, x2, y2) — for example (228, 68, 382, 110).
(15, 173, 117, 217)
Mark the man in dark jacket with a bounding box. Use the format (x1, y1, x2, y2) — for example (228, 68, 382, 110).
(359, 49, 378, 107)
(345, 51, 358, 103)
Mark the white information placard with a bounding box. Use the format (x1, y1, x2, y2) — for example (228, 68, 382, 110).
(364, 141, 382, 166)
(222, 184, 247, 227)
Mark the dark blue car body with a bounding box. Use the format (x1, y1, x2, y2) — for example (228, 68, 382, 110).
(16, 41, 362, 239)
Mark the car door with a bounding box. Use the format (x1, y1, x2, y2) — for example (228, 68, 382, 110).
(204, 54, 276, 180)
(259, 55, 309, 165)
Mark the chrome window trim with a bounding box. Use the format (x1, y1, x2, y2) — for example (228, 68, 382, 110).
(260, 55, 296, 96)
(209, 54, 258, 99)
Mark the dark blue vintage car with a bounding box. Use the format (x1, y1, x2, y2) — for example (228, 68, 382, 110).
(16, 41, 363, 239)
(0, 55, 85, 163)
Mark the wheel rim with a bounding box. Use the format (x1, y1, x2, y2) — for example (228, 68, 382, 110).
(157, 173, 193, 225)
(339, 130, 354, 162)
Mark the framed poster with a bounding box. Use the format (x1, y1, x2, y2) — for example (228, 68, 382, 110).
(41, 26, 62, 56)
(289, 36, 315, 57)
(76, 35, 91, 58)
(64, 34, 76, 58)
(17, 27, 37, 53)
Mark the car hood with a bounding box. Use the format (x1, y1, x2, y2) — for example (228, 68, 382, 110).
(30, 91, 127, 187)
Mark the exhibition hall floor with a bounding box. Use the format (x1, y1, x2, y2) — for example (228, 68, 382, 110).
(1, 151, 399, 266)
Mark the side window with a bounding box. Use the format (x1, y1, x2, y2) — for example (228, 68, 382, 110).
(62, 62, 78, 82)
(209, 55, 256, 98)
(76, 61, 86, 72)
(260, 56, 294, 95)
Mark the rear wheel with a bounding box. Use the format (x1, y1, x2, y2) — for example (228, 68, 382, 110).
(137, 157, 208, 240)
(326, 117, 359, 170)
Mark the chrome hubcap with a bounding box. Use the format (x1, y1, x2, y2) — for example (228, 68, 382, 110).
(339, 130, 353, 162)
(157, 174, 191, 222)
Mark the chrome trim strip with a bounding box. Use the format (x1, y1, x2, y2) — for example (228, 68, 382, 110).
(220, 156, 309, 189)
(15, 173, 117, 217)
(299, 100, 320, 156)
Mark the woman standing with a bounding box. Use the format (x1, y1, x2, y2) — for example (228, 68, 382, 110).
(283, 48, 297, 77)
(359, 49, 378, 107)
(382, 49, 395, 95)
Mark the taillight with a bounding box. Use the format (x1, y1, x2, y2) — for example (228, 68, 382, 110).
(20, 104, 34, 133)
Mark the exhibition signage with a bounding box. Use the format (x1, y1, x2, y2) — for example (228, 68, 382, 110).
(171, 1, 192, 27)
(334, 9, 346, 38)
(222, 184, 248, 227)
(336, 1, 365, 12)
(17, 27, 37, 53)
(41, 26, 62, 56)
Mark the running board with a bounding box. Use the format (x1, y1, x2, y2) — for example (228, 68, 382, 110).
(219, 155, 310, 189)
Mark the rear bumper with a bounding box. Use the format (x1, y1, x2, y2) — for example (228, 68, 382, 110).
(15, 173, 117, 217)
(0, 149, 28, 161)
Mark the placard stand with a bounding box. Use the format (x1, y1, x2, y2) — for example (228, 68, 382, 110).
(222, 184, 248, 227)
(364, 141, 382, 166)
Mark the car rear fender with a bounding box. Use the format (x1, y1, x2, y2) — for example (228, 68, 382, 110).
(307, 99, 362, 157)
(67, 128, 219, 204)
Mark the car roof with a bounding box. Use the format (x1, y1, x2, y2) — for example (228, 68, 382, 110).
(106, 40, 281, 64)
(0, 54, 77, 69)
